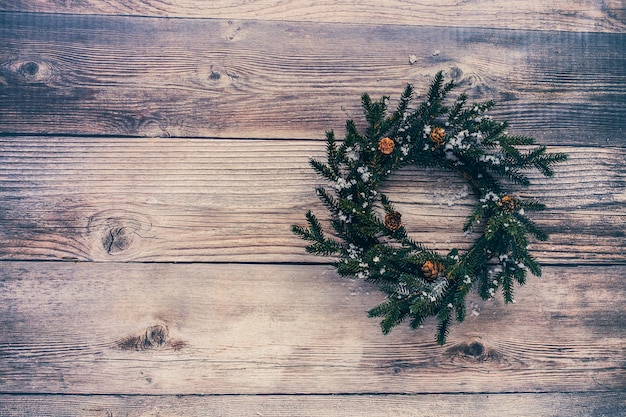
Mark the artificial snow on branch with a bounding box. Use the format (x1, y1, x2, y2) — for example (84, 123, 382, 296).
(292, 72, 568, 345)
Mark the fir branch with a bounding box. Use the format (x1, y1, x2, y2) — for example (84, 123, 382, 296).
(362, 94, 390, 136)
(373, 298, 411, 335)
(515, 213, 549, 241)
(534, 150, 569, 177)
(519, 252, 542, 277)
(324, 130, 341, 177)
(500, 270, 515, 303)
(345, 119, 361, 141)
(520, 200, 547, 211)
(291, 212, 343, 256)
(305, 240, 343, 256)
(447, 93, 468, 122)
(309, 158, 337, 183)
(453, 289, 468, 323)
(435, 311, 452, 346)
(463, 203, 485, 232)
(501, 134, 536, 146)
(307, 210, 323, 235)
(315, 186, 339, 213)
(292, 72, 567, 345)
(390, 83, 415, 134)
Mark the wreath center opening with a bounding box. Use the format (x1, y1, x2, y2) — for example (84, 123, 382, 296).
(376, 165, 479, 256)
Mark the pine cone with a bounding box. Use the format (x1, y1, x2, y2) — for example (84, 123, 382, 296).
(498, 195, 520, 213)
(384, 211, 402, 231)
(422, 260, 444, 281)
(429, 126, 446, 146)
(378, 137, 395, 155)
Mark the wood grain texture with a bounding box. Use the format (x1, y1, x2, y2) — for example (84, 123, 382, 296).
(0, 262, 623, 395)
(1, 12, 625, 145)
(1, 5, 625, 413)
(0, 0, 624, 32)
(0, 393, 624, 417)
(1, 137, 624, 263)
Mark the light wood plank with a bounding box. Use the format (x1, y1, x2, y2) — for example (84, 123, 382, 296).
(0, 393, 624, 417)
(1, 12, 625, 144)
(0, 137, 624, 263)
(0, 0, 624, 32)
(0, 262, 623, 395)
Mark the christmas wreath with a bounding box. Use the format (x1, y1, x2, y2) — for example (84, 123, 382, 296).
(292, 72, 567, 345)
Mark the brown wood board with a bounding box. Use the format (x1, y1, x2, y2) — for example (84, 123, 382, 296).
(1, 6, 625, 416)
(1, 12, 625, 145)
(0, 393, 624, 417)
(0, 137, 624, 263)
(0, 0, 624, 32)
(0, 262, 623, 395)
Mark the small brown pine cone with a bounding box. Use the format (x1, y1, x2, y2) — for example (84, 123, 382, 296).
(384, 211, 402, 231)
(429, 126, 446, 146)
(498, 195, 520, 213)
(378, 137, 395, 155)
(422, 260, 444, 282)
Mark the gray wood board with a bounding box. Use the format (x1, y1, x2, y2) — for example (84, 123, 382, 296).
(0, 0, 624, 32)
(0, 137, 623, 263)
(0, 12, 624, 145)
(0, 262, 623, 395)
(0, 393, 624, 417)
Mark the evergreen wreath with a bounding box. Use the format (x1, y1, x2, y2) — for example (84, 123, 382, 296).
(292, 72, 568, 345)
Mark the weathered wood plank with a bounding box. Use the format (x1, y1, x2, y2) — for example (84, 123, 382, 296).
(0, 137, 624, 263)
(0, 262, 623, 395)
(1, 12, 625, 145)
(0, 393, 624, 417)
(0, 0, 624, 32)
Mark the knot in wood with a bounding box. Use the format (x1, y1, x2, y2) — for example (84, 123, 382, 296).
(12, 59, 53, 82)
(86, 209, 153, 258)
(103, 226, 132, 254)
(118, 324, 169, 351)
(143, 324, 169, 349)
(19, 62, 39, 76)
(446, 339, 500, 362)
(465, 341, 484, 357)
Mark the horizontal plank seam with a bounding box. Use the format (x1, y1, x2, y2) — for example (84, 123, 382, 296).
(0, 132, 314, 142)
(0, 259, 624, 267)
(0, 390, 622, 397)
(1, 133, 623, 151)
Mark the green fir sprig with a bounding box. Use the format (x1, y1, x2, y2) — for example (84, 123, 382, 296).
(292, 72, 567, 345)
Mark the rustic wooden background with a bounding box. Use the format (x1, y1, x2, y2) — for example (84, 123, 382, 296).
(0, 1, 624, 416)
